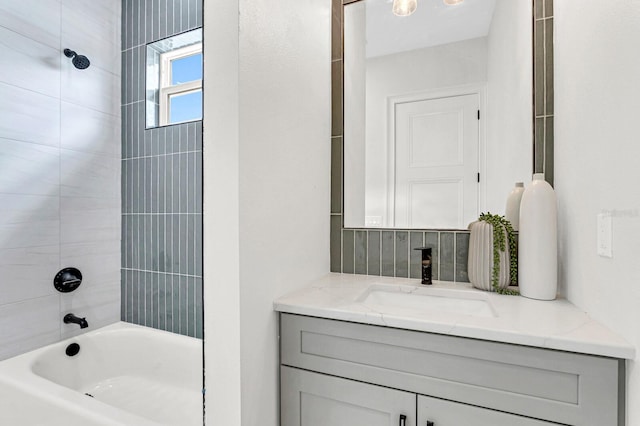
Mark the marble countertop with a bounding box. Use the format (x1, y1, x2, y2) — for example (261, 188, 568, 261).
(274, 273, 635, 359)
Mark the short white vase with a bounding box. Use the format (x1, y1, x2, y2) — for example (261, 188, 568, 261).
(518, 173, 558, 300)
(467, 220, 510, 292)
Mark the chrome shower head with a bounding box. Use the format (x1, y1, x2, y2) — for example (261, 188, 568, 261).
(64, 48, 90, 70)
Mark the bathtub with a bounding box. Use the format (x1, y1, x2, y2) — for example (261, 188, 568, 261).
(0, 322, 203, 425)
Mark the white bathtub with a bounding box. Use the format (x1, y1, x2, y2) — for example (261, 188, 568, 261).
(0, 322, 203, 425)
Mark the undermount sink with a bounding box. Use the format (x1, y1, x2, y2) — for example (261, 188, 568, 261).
(357, 284, 497, 318)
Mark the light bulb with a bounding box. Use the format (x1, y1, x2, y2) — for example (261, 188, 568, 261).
(393, 0, 417, 16)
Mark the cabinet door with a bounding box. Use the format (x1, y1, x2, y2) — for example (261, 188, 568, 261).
(281, 366, 415, 426)
(417, 395, 558, 426)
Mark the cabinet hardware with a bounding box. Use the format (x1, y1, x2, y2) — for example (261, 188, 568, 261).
(427, 421, 435, 426)
(399, 414, 407, 426)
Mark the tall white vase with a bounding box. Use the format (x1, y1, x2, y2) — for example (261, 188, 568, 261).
(505, 182, 525, 231)
(518, 173, 557, 300)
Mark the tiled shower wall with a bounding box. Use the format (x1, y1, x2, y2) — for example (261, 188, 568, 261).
(121, 0, 203, 338)
(0, 0, 121, 360)
(331, 0, 552, 279)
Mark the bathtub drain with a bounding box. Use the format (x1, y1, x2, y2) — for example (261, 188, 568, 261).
(84, 393, 94, 398)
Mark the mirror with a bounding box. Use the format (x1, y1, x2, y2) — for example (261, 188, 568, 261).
(343, 0, 532, 229)
(146, 28, 203, 128)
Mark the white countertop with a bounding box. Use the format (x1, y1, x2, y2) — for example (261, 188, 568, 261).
(274, 273, 635, 359)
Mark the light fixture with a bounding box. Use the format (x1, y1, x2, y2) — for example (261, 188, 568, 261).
(393, 0, 417, 16)
(443, 0, 464, 5)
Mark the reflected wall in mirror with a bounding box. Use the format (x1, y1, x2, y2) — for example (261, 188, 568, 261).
(344, 0, 533, 229)
(146, 29, 203, 128)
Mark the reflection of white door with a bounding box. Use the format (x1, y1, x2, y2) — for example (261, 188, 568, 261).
(392, 93, 479, 228)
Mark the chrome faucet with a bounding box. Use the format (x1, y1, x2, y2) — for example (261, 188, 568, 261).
(63, 313, 88, 329)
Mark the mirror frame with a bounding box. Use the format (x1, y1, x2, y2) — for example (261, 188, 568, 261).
(330, 0, 554, 274)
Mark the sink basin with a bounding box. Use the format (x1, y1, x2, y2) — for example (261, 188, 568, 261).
(357, 285, 496, 318)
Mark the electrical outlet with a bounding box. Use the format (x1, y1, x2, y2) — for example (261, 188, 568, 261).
(597, 213, 613, 258)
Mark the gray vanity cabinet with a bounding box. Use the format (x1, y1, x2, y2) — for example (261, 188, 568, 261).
(279, 313, 625, 426)
(281, 366, 415, 426)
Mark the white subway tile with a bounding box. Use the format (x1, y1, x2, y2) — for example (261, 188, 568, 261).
(0, 295, 60, 361)
(61, 102, 121, 157)
(0, 27, 60, 98)
(0, 83, 60, 147)
(0, 138, 59, 196)
(0, 0, 61, 50)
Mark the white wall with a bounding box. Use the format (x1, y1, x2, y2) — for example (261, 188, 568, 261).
(486, 0, 533, 213)
(0, 0, 121, 360)
(363, 38, 488, 226)
(554, 1, 640, 424)
(203, 0, 331, 424)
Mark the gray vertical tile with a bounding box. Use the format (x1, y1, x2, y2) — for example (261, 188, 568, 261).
(120, 270, 126, 321)
(172, 275, 181, 333)
(535, 118, 544, 173)
(121, 160, 128, 213)
(195, 121, 203, 150)
(121, 52, 127, 106)
(152, 0, 161, 41)
(544, 0, 553, 17)
(440, 232, 455, 282)
(159, 0, 168, 39)
(139, 0, 146, 46)
(163, 214, 172, 271)
(195, 278, 203, 338)
(534, 20, 544, 117)
(187, 152, 195, 213)
(125, 49, 133, 104)
(145, 215, 153, 270)
(125, 0, 133, 49)
(354, 230, 367, 275)
(145, 0, 153, 43)
(179, 122, 189, 153)
(534, 0, 543, 19)
(179, 275, 188, 335)
(342, 230, 354, 274)
(409, 232, 424, 280)
(395, 231, 409, 278)
(126, 215, 134, 268)
(187, 276, 196, 337)
(367, 231, 381, 276)
(455, 232, 470, 283)
(545, 116, 554, 186)
(158, 154, 166, 212)
(195, 152, 202, 213)
(159, 215, 167, 271)
(331, 61, 343, 137)
(425, 232, 439, 280)
(151, 215, 159, 269)
(181, 0, 190, 31)
(138, 100, 145, 148)
(545, 18, 554, 116)
(172, 215, 180, 272)
(132, 47, 139, 102)
(187, 122, 196, 152)
(330, 215, 342, 272)
(158, 273, 167, 330)
(381, 231, 395, 277)
(172, 125, 181, 154)
(172, 154, 181, 213)
(186, 214, 195, 275)
(131, 215, 139, 268)
(151, 273, 159, 329)
(331, 137, 342, 214)
(145, 272, 153, 326)
(165, 153, 173, 213)
(145, 157, 153, 213)
(126, 270, 134, 322)
(195, 215, 203, 276)
(179, 153, 188, 213)
(159, 127, 166, 155)
(167, 0, 176, 37)
(165, 126, 173, 156)
(131, 270, 140, 324)
(332, 0, 342, 61)
(187, 0, 198, 30)
(196, 0, 203, 27)
(179, 215, 188, 275)
(144, 129, 152, 158)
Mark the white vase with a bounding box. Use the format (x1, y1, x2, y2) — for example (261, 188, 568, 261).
(518, 173, 557, 300)
(467, 220, 510, 292)
(505, 182, 525, 231)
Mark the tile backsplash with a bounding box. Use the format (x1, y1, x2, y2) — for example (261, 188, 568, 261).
(120, 0, 203, 338)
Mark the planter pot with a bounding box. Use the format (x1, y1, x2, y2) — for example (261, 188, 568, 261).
(467, 220, 510, 291)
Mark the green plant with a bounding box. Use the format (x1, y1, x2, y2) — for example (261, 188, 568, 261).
(478, 213, 519, 295)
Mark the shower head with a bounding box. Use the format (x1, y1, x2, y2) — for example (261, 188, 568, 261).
(64, 48, 90, 70)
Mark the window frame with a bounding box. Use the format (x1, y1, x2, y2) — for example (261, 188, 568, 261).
(158, 42, 203, 126)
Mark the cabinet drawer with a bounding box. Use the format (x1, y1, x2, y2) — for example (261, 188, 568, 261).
(280, 314, 623, 426)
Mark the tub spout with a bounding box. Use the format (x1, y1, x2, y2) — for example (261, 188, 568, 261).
(63, 313, 88, 329)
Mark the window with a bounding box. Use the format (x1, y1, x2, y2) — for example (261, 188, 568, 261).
(159, 43, 203, 126)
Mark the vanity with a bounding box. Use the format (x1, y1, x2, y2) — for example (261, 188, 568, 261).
(275, 274, 634, 426)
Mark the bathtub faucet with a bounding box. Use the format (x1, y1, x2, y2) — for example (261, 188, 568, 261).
(63, 313, 88, 329)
